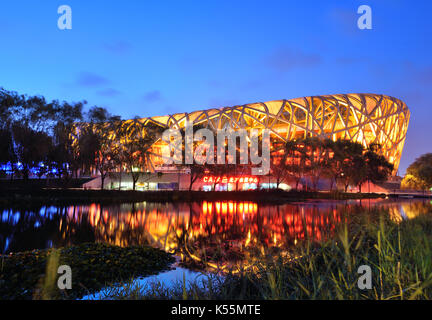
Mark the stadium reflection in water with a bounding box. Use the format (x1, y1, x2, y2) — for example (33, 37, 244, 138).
(1, 199, 431, 272)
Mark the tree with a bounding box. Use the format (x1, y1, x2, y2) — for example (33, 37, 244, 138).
(77, 126, 100, 175)
(283, 139, 305, 190)
(12, 124, 53, 180)
(1, 87, 87, 181)
(349, 154, 368, 192)
(172, 123, 212, 191)
(401, 153, 432, 190)
(270, 157, 289, 189)
(87, 106, 113, 123)
(329, 139, 365, 192)
(323, 140, 393, 192)
(74, 106, 122, 189)
(401, 174, 428, 191)
(93, 123, 117, 190)
(320, 139, 338, 191)
(269, 138, 290, 189)
(0, 128, 16, 178)
(301, 137, 334, 191)
(50, 101, 85, 180)
(114, 119, 164, 190)
(363, 148, 393, 190)
(0, 88, 19, 129)
(186, 163, 207, 191)
(269, 137, 394, 193)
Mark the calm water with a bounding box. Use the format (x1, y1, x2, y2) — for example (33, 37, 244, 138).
(1, 198, 431, 271)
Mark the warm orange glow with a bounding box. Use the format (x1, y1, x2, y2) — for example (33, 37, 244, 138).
(60, 199, 427, 272)
(202, 176, 259, 184)
(63, 201, 346, 271)
(72, 93, 409, 175)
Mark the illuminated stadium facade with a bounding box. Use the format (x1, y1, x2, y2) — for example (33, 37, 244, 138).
(77, 93, 410, 190)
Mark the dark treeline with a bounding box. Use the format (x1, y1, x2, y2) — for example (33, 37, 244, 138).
(0, 87, 119, 181)
(185, 137, 395, 192)
(0, 87, 394, 193)
(269, 137, 394, 192)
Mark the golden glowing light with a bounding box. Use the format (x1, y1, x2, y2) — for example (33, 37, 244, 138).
(72, 93, 409, 174)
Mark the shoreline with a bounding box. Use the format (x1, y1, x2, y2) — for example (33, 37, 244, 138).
(0, 188, 387, 206)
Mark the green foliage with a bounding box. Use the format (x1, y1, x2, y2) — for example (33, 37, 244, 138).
(402, 153, 432, 190)
(0, 242, 175, 300)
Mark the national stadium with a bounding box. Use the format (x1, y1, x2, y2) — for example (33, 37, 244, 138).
(75, 93, 410, 191)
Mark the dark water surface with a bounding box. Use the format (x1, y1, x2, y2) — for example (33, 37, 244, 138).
(1, 198, 431, 270)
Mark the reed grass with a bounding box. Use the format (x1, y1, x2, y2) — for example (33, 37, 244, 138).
(97, 207, 432, 300)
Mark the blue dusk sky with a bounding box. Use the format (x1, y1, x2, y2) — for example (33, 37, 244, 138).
(0, 0, 431, 174)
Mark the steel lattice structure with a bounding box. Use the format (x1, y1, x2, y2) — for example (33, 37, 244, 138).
(73, 93, 410, 174)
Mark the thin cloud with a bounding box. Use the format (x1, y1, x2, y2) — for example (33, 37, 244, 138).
(97, 88, 121, 97)
(335, 56, 365, 65)
(208, 98, 240, 109)
(265, 47, 321, 71)
(103, 41, 132, 55)
(142, 90, 162, 102)
(399, 62, 432, 86)
(416, 66, 432, 85)
(76, 72, 109, 87)
(328, 7, 359, 35)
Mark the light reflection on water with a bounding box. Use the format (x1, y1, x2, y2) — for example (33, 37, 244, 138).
(1, 198, 431, 270)
(81, 265, 209, 300)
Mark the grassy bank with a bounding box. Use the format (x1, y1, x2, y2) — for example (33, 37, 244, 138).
(0, 243, 175, 300)
(97, 208, 432, 300)
(0, 187, 386, 206)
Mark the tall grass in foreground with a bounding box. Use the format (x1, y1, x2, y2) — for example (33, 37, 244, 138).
(98, 208, 432, 300)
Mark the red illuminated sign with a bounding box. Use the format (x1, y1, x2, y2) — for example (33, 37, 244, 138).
(202, 176, 259, 184)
